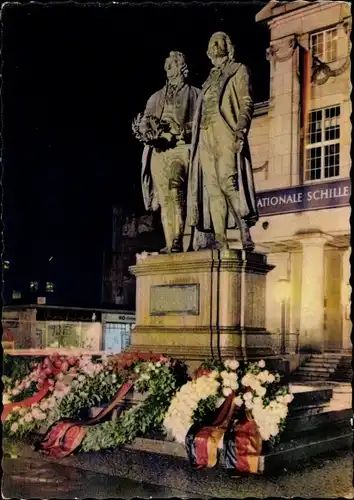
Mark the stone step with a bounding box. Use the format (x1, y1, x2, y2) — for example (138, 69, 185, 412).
(288, 388, 332, 412)
(330, 373, 353, 382)
(258, 425, 352, 475)
(336, 361, 352, 369)
(301, 363, 338, 370)
(334, 367, 353, 374)
(121, 418, 352, 475)
(298, 366, 335, 373)
(311, 354, 342, 360)
(281, 408, 351, 438)
(291, 374, 330, 382)
(295, 375, 330, 381)
(306, 359, 340, 366)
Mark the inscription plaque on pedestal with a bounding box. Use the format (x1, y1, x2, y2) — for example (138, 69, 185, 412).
(150, 284, 200, 316)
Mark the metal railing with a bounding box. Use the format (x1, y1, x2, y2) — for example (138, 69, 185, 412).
(271, 331, 300, 355)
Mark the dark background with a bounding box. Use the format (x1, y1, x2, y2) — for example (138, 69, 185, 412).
(2, 2, 270, 306)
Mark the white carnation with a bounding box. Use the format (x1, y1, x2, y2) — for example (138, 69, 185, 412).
(255, 386, 266, 397)
(10, 422, 19, 433)
(233, 396, 243, 407)
(243, 392, 253, 401)
(222, 387, 232, 397)
(252, 397, 264, 408)
(241, 374, 252, 387)
(267, 373, 275, 384)
(229, 380, 239, 391)
(284, 393, 294, 404)
(228, 359, 239, 371)
(258, 360, 266, 368)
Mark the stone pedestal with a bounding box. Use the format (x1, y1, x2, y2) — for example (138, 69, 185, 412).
(129, 249, 275, 367)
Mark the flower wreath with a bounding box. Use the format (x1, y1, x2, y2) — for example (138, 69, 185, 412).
(80, 355, 189, 452)
(163, 359, 294, 445)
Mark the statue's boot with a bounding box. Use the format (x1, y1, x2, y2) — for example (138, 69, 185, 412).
(227, 193, 255, 252)
(214, 235, 229, 251)
(160, 200, 174, 254)
(160, 247, 172, 254)
(171, 238, 183, 253)
(169, 175, 186, 254)
(238, 219, 255, 252)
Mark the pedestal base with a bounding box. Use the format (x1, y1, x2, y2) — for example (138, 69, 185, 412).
(129, 249, 275, 368)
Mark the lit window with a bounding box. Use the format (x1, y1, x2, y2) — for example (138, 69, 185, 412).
(46, 282, 54, 293)
(4, 260, 10, 270)
(305, 105, 340, 181)
(12, 290, 21, 299)
(310, 28, 338, 63)
(30, 281, 39, 292)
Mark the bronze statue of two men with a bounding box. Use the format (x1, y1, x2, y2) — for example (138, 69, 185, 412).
(133, 32, 258, 254)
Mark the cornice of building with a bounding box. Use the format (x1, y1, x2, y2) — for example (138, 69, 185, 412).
(254, 100, 269, 117)
(256, 0, 322, 24)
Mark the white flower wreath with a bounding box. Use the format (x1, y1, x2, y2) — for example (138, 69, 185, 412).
(163, 359, 241, 445)
(163, 358, 294, 445)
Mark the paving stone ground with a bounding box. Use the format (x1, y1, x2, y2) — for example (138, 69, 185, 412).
(3, 437, 353, 498)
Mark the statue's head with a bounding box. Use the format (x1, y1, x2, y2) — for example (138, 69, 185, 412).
(207, 32, 235, 67)
(164, 51, 189, 81)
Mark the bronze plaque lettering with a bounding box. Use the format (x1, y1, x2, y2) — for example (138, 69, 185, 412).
(150, 284, 200, 316)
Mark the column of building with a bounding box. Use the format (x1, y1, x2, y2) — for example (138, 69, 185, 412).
(341, 247, 351, 351)
(299, 235, 332, 352)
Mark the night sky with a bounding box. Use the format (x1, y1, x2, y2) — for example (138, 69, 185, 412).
(3, 2, 269, 306)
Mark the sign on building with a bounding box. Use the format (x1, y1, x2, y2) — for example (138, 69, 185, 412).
(257, 178, 350, 217)
(102, 312, 136, 323)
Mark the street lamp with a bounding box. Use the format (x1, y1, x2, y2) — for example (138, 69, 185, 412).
(276, 278, 291, 354)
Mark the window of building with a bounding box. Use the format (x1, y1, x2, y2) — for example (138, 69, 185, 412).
(46, 281, 55, 293)
(305, 105, 340, 181)
(4, 260, 10, 270)
(103, 322, 132, 353)
(30, 281, 39, 292)
(311, 28, 338, 63)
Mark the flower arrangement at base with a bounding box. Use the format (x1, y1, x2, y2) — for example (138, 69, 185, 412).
(80, 356, 188, 452)
(3, 353, 95, 436)
(3, 351, 294, 469)
(163, 359, 241, 445)
(3, 354, 43, 393)
(57, 357, 124, 420)
(163, 358, 294, 446)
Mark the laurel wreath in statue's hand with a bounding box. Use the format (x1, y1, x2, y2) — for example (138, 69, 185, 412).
(132, 113, 184, 151)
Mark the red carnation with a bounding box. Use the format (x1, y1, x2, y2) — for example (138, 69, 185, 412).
(61, 361, 69, 372)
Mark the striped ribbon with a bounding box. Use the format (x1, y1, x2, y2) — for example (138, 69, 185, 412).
(224, 410, 263, 474)
(37, 379, 134, 458)
(185, 393, 236, 469)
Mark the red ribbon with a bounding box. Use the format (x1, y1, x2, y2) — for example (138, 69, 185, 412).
(2, 380, 50, 424)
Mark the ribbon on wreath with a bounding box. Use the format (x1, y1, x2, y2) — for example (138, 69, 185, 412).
(36, 379, 134, 458)
(2, 380, 51, 424)
(224, 409, 263, 474)
(185, 393, 236, 469)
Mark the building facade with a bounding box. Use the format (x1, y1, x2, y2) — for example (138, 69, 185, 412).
(2, 305, 136, 355)
(102, 206, 164, 308)
(227, 1, 351, 353)
(103, 1, 351, 355)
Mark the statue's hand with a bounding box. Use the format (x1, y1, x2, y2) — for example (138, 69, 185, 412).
(234, 132, 244, 154)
